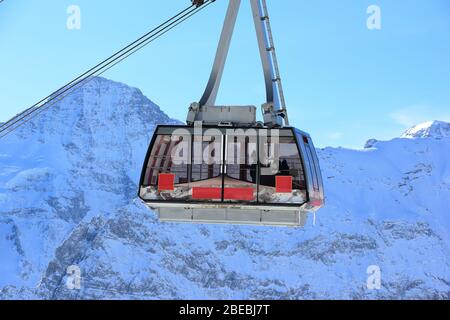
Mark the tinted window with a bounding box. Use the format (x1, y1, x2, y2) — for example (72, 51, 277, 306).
(191, 135, 222, 182)
(144, 135, 189, 186)
(259, 136, 306, 190)
(304, 141, 320, 191)
(226, 136, 258, 183)
(298, 134, 320, 192)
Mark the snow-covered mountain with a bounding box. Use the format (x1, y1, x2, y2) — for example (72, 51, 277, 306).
(0, 77, 449, 299)
(402, 120, 450, 139)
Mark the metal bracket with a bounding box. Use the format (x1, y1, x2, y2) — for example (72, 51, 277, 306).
(190, 0, 289, 128)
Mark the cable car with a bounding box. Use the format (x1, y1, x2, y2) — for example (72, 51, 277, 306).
(138, 0, 324, 226)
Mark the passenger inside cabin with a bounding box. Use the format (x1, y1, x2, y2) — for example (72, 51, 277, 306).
(279, 160, 290, 176)
(250, 150, 257, 183)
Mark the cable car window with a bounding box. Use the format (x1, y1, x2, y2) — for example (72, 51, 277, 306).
(303, 138, 320, 192)
(191, 135, 222, 182)
(143, 135, 189, 186)
(259, 136, 306, 190)
(226, 136, 257, 184)
(258, 134, 307, 205)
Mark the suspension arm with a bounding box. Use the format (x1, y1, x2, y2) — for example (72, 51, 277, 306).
(196, 0, 288, 127)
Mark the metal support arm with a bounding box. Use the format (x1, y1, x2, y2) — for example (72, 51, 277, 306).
(199, 0, 241, 107)
(192, 0, 289, 128)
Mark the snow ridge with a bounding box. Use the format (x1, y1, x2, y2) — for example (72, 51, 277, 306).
(402, 120, 450, 139)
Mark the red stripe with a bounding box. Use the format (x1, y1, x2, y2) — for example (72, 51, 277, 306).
(224, 188, 254, 201)
(192, 187, 222, 200)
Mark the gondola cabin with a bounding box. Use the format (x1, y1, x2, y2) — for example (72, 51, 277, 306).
(139, 124, 324, 226)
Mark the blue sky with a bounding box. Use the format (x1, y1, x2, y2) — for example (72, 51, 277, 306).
(1, 0, 449, 148)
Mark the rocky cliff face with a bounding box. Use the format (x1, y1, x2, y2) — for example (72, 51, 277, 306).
(0, 77, 448, 299)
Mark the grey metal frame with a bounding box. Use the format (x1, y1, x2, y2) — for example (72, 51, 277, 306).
(189, 0, 288, 128)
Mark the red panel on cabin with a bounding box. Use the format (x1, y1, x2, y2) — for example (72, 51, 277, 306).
(158, 174, 175, 191)
(276, 176, 293, 193)
(192, 187, 222, 200)
(224, 188, 255, 201)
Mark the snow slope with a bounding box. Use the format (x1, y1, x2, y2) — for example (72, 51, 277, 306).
(0, 77, 449, 299)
